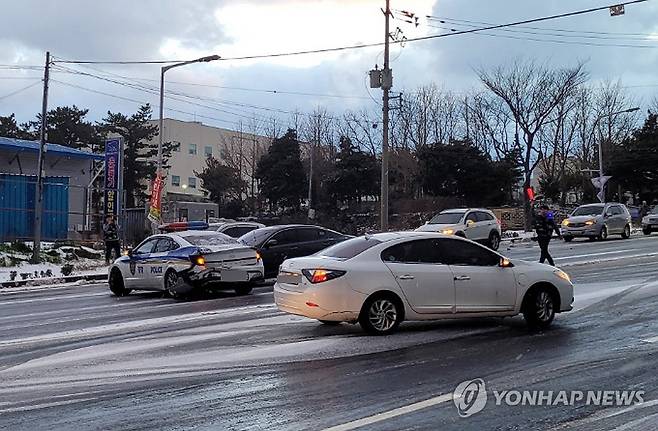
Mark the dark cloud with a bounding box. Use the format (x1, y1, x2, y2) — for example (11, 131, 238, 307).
(1, 0, 657, 128)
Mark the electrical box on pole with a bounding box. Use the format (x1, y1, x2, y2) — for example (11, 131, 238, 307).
(369, 67, 382, 88)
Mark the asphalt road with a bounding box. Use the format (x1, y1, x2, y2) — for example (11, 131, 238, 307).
(1, 235, 657, 430)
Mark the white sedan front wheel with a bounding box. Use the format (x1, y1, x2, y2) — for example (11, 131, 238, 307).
(359, 294, 403, 335)
(523, 287, 556, 330)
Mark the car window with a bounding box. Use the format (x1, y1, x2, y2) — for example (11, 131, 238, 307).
(319, 237, 382, 259)
(239, 227, 278, 246)
(180, 233, 236, 246)
(318, 228, 341, 239)
(381, 239, 447, 264)
(610, 206, 623, 215)
(223, 226, 255, 238)
(465, 212, 478, 223)
(428, 212, 464, 224)
(476, 212, 494, 222)
(134, 238, 158, 255)
(271, 229, 298, 245)
(442, 239, 499, 266)
(154, 238, 178, 253)
(651, 206, 658, 215)
(572, 205, 604, 216)
(297, 227, 320, 242)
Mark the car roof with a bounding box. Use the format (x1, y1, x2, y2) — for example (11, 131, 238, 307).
(440, 208, 492, 213)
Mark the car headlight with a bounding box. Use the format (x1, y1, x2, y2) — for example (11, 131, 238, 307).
(584, 219, 596, 226)
(440, 229, 455, 235)
(562, 219, 570, 227)
(554, 269, 571, 283)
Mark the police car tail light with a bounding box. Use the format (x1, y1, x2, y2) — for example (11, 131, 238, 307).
(301, 269, 346, 284)
(190, 255, 206, 266)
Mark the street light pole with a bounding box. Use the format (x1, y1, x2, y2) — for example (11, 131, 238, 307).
(592, 106, 639, 202)
(156, 55, 221, 176)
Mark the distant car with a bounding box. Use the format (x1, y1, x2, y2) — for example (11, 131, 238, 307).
(209, 221, 266, 238)
(642, 206, 658, 235)
(239, 225, 350, 278)
(561, 203, 632, 242)
(274, 232, 573, 335)
(415, 208, 502, 250)
(108, 230, 264, 298)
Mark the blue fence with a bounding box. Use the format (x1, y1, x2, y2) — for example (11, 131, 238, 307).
(0, 174, 70, 241)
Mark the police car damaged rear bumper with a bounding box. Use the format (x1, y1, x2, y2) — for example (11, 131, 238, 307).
(175, 267, 264, 293)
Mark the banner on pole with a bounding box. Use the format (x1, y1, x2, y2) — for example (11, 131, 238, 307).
(148, 175, 164, 223)
(103, 138, 121, 216)
(591, 175, 612, 190)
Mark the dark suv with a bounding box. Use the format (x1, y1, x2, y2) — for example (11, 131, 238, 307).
(239, 225, 349, 278)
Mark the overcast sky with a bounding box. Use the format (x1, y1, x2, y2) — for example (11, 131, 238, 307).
(1, 0, 657, 132)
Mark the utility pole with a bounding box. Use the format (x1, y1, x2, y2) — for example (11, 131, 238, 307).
(31, 51, 50, 263)
(380, 0, 392, 231)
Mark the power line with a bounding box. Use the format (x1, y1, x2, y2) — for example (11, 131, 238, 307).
(52, 0, 650, 64)
(425, 15, 657, 38)
(50, 79, 244, 127)
(52, 63, 380, 125)
(425, 23, 658, 49)
(0, 81, 42, 101)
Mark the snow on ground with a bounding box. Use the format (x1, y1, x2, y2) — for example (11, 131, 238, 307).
(0, 242, 106, 283)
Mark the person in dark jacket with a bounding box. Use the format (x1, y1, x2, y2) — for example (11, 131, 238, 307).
(533, 204, 561, 266)
(103, 215, 121, 264)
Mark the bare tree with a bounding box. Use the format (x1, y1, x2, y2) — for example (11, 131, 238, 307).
(478, 59, 588, 229)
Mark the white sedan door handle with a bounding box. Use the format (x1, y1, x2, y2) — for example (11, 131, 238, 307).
(454, 275, 471, 281)
(398, 274, 415, 280)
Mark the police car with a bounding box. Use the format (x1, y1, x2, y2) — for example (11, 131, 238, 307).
(108, 222, 264, 298)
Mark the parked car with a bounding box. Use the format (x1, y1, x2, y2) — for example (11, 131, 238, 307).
(274, 232, 573, 335)
(561, 203, 632, 241)
(108, 229, 264, 298)
(642, 206, 658, 235)
(209, 221, 266, 238)
(239, 225, 350, 278)
(415, 208, 502, 250)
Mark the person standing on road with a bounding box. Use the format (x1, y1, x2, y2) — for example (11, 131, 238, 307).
(640, 201, 650, 218)
(103, 215, 121, 264)
(533, 204, 561, 266)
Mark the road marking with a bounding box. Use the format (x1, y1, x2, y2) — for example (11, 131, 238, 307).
(642, 336, 658, 343)
(560, 252, 658, 267)
(0, 397, 98, 414)
(321, 394, 452, 431)
(555, 249, 634, 260)
(0, 291, 108, 306)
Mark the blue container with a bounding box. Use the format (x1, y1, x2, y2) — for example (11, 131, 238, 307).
(0, 174, 69, 241)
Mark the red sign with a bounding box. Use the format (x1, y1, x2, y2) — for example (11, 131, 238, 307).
(148, 175, 164, 223)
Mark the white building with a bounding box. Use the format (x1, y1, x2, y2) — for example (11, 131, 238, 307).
(148, 119, 272, 221)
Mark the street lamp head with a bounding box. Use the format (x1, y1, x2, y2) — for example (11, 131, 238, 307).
(199, 55, 221, 62)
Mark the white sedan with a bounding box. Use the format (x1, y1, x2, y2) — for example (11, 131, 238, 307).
(274, 232, 573, 335)
(109, 230, 264, 298)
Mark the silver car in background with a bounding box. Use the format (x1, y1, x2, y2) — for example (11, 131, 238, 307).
(561, 203, 632, 242)
(416, 208, 502, 250)
(642, 206, 658, 235)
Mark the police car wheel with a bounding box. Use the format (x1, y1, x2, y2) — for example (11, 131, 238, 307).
(234, 286, 253, 296)
(164, 270, 182, 298)
(644, 228, 652, 236)
(109, 268, 131, 297)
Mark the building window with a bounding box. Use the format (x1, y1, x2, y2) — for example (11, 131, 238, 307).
(171, 175, 180, 187)
(178, 208, 188, 222)
(188, 177, 197, 189)
(189, 143, 197, 155)
(204, 145, 213, 157)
